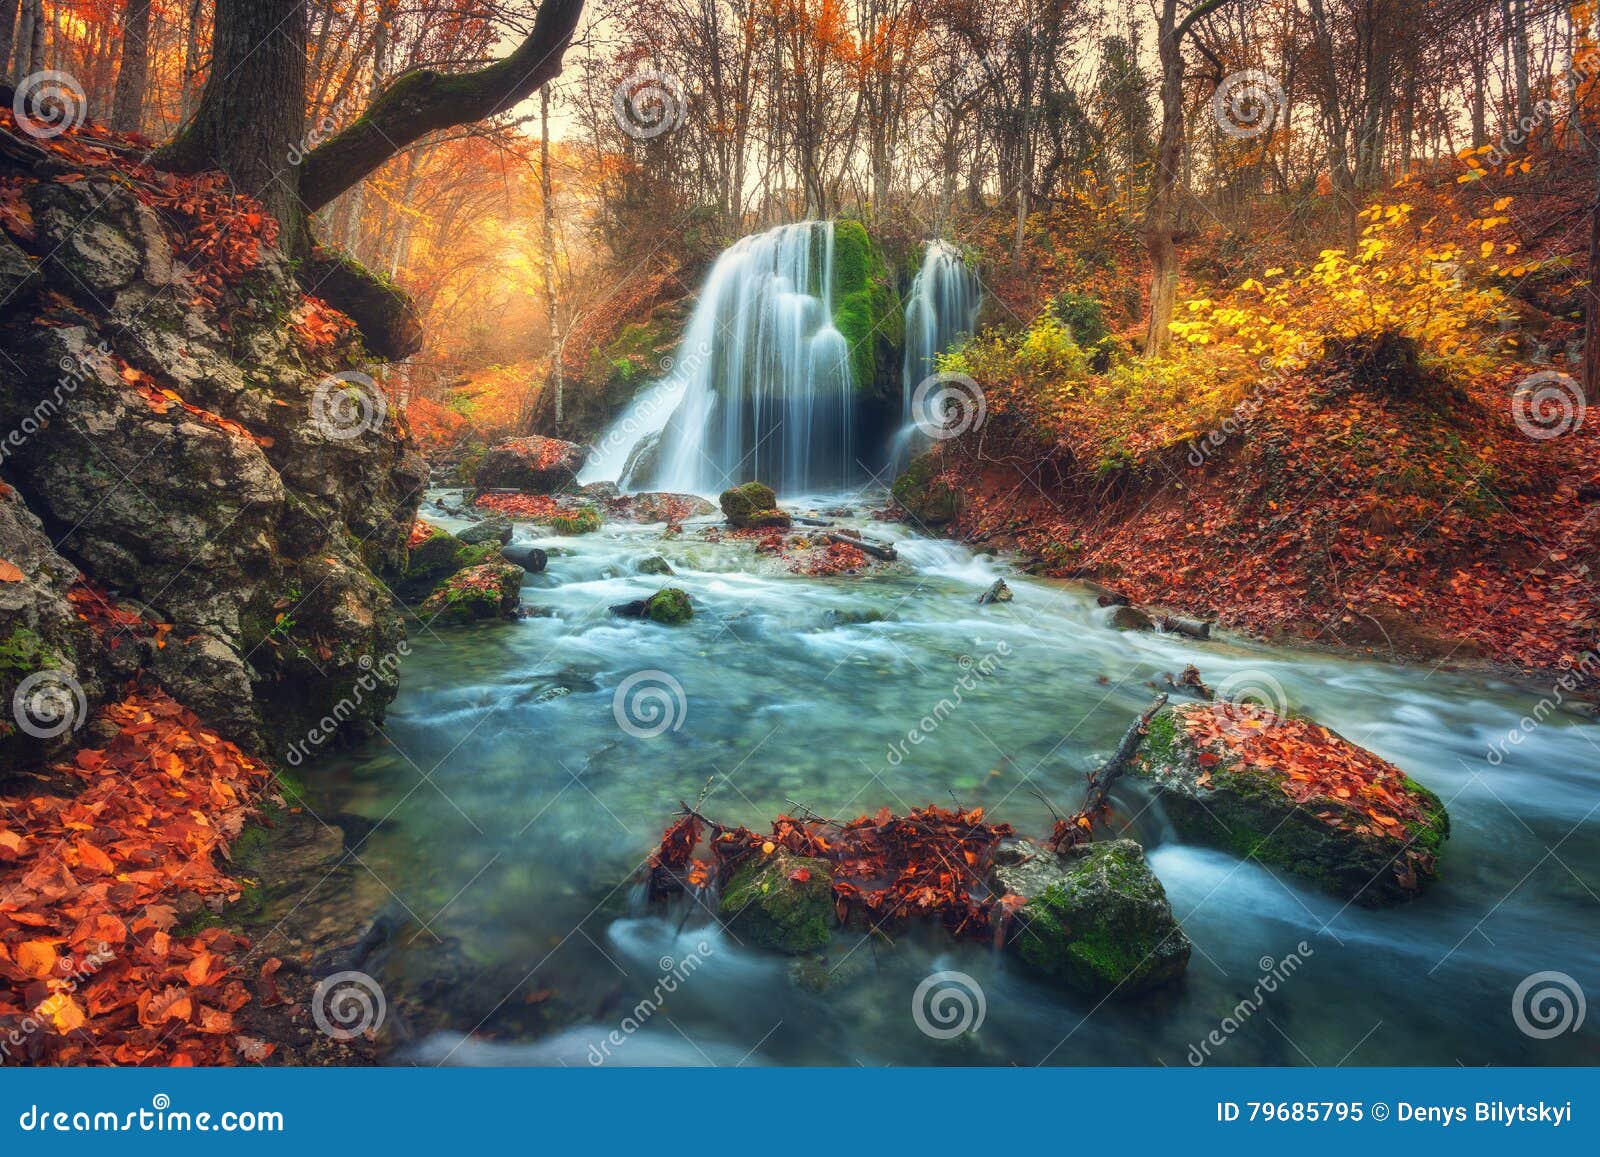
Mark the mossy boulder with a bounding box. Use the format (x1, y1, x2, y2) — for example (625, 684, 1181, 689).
(474, 435, 585, 494)
(549, 504, 602, 535)
(418, 562, 524, 625)
(396, 524, 500, 602)
(645, 588, 692, 624)
(995, 838, 1190, 996)
(720, 852, 835, 953)
(637, 555, 674, 576)
(719, 481, 790, 529)
(1136, 705, 1450, 905)
(891, 451, 961, 525)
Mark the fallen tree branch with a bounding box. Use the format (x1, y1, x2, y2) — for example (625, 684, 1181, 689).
(825, 531, 897, 560)
(1052, 692, 1169, 849)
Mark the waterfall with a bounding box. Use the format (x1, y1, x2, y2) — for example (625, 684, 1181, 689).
(892, 240, 981, 469)
(581, 221, 858, 495)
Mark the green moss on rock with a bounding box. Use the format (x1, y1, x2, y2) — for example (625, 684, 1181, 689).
(644, 587, 693, 625)
(720, 852, 835, 953)
(995, 839, 1191, 995)
(418, 562, 523, 624)
(890, 451, 961, 525)
(549, 505, 602, 536)
(831, 220, 899, 392)
(718, 482, 790, 529)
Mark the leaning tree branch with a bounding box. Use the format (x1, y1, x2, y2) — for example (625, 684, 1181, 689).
(297, 0, 584, 213)
(1053, 693, 1168, 849)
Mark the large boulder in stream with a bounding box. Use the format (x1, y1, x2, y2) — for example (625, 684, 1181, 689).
(995, 838, 1191, 996)
(473, 435, 585, 494)
(719, 851, 835, 953)
(417, 562, 524, 624)
(396, 523, 504, 602)
(609, 587, 693, 625)
(719, 482, 791, 529)
(891, 451, 961, 526)
(1136, 704, 1449, 905)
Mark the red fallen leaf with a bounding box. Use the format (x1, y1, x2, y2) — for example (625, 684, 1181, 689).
(788, 868, 812, 883)
(0, 559, 23, 582)
(258, 957, 284, 1005)
(1197, 751, 1221, 767)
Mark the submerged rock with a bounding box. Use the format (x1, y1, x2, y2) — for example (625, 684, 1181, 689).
(1109, 605, 1154, 631)
(1136, 704, 1449, 904)
(474, 435, 585, 494)
(995, 838, 1190, 996)
(719, 481, 790, 529)
(611, 587, 693, 625)
(891, 451, 961, 525)
(719, 852, 834, 953)
(637, 555, 674, 576)
(418, 562, 524, 624)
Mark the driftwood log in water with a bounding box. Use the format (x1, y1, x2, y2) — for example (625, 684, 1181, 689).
(1051, 693, 1170, 848)
(1158, 614, 1213, 640)
(825, 530, 898, 561)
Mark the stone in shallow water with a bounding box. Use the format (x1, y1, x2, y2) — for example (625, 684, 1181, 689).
(994, 838, 1190, 996)
(1135, 704, 1449, 905)
(457, 516, 513, 546)
(418, 562, 524, 624)
(720, 852, 835, 954)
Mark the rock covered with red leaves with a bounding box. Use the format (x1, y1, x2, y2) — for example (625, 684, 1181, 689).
(1136, 704, 1450, 904)
(473, 435, 586, 494)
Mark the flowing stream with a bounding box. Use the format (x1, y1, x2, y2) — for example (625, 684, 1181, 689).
(303, 497, 1600, 1067)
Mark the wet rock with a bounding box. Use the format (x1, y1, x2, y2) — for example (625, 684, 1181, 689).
(457, 516, 513, 546)
(609, 587, 692, 625)
(719, 481, 790, 529)
(617, 492, 717, 523)
(1110, 605, 1154, 631)
(474, 435, 585, 494)
(995, 838, 1190, 995)
(637, 555, 674, 576)
(1135, 705, 1450, 904)
(0, 232, 39, 304)
(977, 579, 1012, 605)
(396, 524, 501, 602)
(499, 543, 548, 573)
(720, 852, 834, 953)
(619, 431, 662, 488)
(890, 451, 960, 525)
(547, 504, 602, 535)
(417, 563, 524, 625)
(578, 480, 621, 502)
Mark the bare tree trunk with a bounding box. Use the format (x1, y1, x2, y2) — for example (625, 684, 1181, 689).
(180, 0, 205, 119)
(111, 0, 153, 134)
(1143, 0, 1185, 357)
(540, 85, 563, 432)
(1585, 120, 1600, 400)
(0, 0, 20, 81)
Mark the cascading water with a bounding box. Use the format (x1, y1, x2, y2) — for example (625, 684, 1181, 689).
(581, 221, 857, 495)
(892, 240, 981, 469)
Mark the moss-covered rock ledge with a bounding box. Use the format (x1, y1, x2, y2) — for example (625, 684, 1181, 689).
(1137, 704, 1449, 905)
